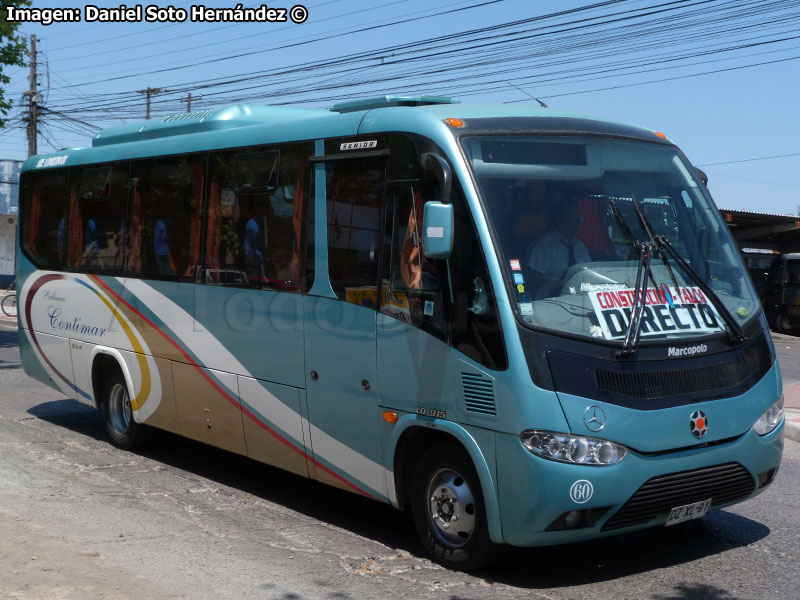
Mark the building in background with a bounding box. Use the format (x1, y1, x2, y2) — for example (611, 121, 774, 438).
(0, 159, 22, 287)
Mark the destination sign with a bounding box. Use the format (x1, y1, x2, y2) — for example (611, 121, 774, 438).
(588, 286, 722, 340)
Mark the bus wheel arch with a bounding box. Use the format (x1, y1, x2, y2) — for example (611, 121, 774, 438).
(90, 349, 132, 411)
(390, 422, 505, 546)
(89, 348, 149, 450)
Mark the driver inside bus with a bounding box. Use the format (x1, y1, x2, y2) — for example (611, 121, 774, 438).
(527, 195, 591, 298)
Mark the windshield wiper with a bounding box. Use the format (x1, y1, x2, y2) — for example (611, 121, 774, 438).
(629, 196, 680, 292)
(656, 235, 746, 344)
(628, 197, 745, 345)
(618, 242, 653, 357)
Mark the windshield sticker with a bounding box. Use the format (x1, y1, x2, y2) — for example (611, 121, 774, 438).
(510, 259, 521, 271)
(588, 286, 722, 340)
(580, 282, 626, 292)
(519, 302, 534, 320)
(513, 273, 524, 285)
(517, 284, 525, 293)
(424, 301, 434, 317)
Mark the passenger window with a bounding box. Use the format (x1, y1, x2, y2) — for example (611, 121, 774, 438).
(126, 157, 204, 280)
(21, 171, 69, 269)
(67, 164, 129, 272)
(381, 185, 446, 338)
(206, 144, 309, 290)
(325, 158, 384, 307)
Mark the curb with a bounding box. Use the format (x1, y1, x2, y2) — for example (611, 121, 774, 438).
(785, 412, 800, 444)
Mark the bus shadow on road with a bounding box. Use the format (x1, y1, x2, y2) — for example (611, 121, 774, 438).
(27, 398, 420, 554)
(29, 397, 771, 592)
(478, 508, 769, 590)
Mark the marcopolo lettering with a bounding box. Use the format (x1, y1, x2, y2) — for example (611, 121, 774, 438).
(668, 343, 709, 357)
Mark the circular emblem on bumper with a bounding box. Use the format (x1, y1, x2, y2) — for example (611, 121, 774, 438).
(690, 410, 708, 439)
(570, 479, 594, 504)
(583, 405, 606, 432)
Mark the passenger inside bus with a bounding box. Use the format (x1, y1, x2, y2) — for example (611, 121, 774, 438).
(243, 214, 267, 283)
(153, 218, 176, 275)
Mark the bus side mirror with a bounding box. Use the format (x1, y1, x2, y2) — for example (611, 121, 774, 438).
(422, 201, 454, 259)
(420, 152, 452, 204)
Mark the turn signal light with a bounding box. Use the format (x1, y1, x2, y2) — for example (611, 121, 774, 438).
(444, 118, 465, 128)
(653, 131, 667, 139)
(382, 411, 398, 424)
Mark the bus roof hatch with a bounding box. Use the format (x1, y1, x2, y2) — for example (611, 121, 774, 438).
(330, 95, 459, 113)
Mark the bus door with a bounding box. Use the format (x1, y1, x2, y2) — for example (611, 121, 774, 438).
(303, 153, 388, 500)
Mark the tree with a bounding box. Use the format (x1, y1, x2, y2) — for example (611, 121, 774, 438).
(0, 0, 31, 127)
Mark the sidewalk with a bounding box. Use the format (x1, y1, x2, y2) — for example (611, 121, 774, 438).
(784, 383, 800, 444)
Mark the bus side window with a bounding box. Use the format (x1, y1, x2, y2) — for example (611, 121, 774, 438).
(324, 158, 384, 308)
(20, 171, 69, 269)
(380, 185, 446, 339)
(206, 144, 309, 290)
(447, 183, 508, 370)
(67, 164, 128, 273)
(126, 157, 204, 280)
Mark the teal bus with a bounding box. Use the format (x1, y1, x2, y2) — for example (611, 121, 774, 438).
(16, 97, 784, 569)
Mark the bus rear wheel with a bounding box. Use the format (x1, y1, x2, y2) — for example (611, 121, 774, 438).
(411, 444, 500, 570)
(774, 311, 794, 334)
(103, 370, 148, 450)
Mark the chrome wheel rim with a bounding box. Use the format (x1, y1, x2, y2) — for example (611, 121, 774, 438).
(781, 314, 792, 331)
(108, 382, 132, 435)
(425, 467, 476, 548)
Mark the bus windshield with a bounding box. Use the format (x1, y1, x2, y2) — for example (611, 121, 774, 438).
(462, 135, 760, 343)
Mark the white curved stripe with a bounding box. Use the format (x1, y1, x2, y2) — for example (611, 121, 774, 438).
(121, 279, 254, 379)
(305, 419, 387, 496)
(122, 279, 387, 498)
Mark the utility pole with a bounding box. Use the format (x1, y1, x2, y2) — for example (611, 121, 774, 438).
(24, 36, 39, 157)
(137, 87, 168, 119)
(180, 92, 202, 113)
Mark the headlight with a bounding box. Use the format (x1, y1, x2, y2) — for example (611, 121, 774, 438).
(753, 395, 784, 436)
(520, 430, 628, 466)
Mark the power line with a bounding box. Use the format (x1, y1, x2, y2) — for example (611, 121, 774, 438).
(697, 152, 800, 166)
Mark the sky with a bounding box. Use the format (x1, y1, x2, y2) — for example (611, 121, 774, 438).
(1, 0, 799, 215)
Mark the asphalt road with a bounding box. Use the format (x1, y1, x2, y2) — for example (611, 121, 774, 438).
(0, 321, 798, 600)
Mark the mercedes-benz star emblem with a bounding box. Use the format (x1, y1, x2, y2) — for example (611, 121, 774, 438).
(583, 406, 606, 432)
(690, 410, 708, 439)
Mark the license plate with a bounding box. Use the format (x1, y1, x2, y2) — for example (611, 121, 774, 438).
(665, 498, 712, 526)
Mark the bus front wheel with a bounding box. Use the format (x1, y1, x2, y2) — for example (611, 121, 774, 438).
(411, 444, 500, 570)
(103, 370, 148, 450)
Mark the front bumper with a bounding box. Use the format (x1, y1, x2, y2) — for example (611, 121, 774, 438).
(496, 419, 784, 547)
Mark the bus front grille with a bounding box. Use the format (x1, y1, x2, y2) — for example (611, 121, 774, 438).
(601, 462, 755, 531)
(595, 353, 762, 400)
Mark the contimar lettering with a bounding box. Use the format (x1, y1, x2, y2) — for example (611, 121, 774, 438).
(47, 307, 107, 338)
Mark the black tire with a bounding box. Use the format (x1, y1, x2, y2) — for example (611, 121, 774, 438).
(410, 444, 501, 570)
(1, 294, 17, 317)
(103, 369, 148, 450)
(774, 311, 794, 334)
